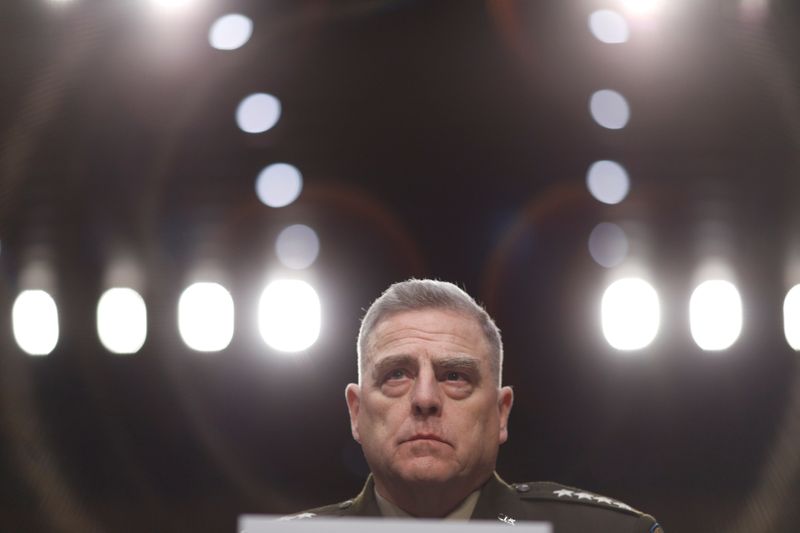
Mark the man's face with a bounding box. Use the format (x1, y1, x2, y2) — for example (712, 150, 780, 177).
(345, 308, 513, 492)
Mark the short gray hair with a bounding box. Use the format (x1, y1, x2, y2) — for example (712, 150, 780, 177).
(357, 279, 504, 386)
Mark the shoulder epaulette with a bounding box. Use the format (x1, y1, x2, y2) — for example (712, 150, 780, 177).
(509, 481, 645, 517)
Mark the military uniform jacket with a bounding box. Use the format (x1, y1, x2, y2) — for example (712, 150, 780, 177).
(292, 473, 663, 532)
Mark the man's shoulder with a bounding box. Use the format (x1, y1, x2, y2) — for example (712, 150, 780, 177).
(480, 476, 663, 531)
(508, 481, 638, 512)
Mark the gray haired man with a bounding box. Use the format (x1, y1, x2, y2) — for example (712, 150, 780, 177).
(290, 279, 663, 531)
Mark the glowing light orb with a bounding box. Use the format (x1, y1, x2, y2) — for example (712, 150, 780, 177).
(236, 93, 281, 134)
(178, 282, 234, 352)
(586, 160, 630, 205)
(690, 280, 742, 351)
(601, 278, 660, 351)
(258, 279, 321, 352)
(590, 90, 630, 130)
(276, 225, 320, 270)
(783, 285, 800, 350)
(13, 290, 59, 356)
(209, 14, 253, 51)
(97, 288, 147, 354)
(588, 10, 629, 44)
(588, 223, 629, 268)
(255, 163, 303, 208)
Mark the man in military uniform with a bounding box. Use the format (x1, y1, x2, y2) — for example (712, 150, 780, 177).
(288, 279, 663, 531)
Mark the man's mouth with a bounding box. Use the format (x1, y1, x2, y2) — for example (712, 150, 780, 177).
(404, 434, 449, 445)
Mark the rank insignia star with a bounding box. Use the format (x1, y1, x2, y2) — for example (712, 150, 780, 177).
(575, 492, 595, 500)
(611, 501, 634, 511)
(553, 489, 575, 498)
(497, 513, 516, 525)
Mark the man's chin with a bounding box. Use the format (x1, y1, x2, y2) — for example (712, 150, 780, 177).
(392, 458, 458, 484)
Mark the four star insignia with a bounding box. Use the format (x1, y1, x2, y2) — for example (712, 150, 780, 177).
(552, 489, 634, 511)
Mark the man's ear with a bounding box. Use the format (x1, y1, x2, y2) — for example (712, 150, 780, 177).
(345, 383, 362, 443)
(497, 386, 514, 445)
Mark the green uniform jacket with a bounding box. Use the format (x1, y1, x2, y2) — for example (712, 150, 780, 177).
(290, 473, 663, 532)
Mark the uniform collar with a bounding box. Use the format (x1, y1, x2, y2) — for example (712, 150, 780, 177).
(374, 484, 481, 519)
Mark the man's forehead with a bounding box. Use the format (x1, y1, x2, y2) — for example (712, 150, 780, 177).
(366, 308, 489, 359)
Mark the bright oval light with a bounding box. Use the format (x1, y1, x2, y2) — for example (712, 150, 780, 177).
(601, 278, 660, 351)
(588, 222, 629, 268)
(588, 10, 629, 44)
(209, 14, 253, 51)
(236, 93, 281, 134)
(178, 282, 234, 352)
(586, 160, 630, 204)
(13, 290, 59, 356)
(255, 163, 303, 208)
(97, 288, 147, 354)
(783, 285, 800, 350)
(151, 0, 192, 11)
(258, 279, 321, 352)
(621, 0, 663, 16)
(590, 90, 630, 130)
(276, 224, 320, 269)
(690, 280, 743, 351)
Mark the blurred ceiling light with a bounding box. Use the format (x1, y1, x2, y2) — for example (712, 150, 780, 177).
(588, 9, 630, 44)
(178, 282, 234, 352)
(590, 89, 630, 130)
(97, 288, 147, 355)
(690, 280, 743, 351)
(586, 160, 630, 204)
(620, 0, 663, 16)
(589, 222, 629, 268)
(13, 290, 59, 356)
(236, 93, 281, 134)
(784, 284, 800, 350)
(209, 13, 253, 51)
(255, 163, 303, 208)
(258, 279, 321, 353)
(276, 224, 320, 270)
(151, 0, 192, 10)
(601, 278, 660, 351)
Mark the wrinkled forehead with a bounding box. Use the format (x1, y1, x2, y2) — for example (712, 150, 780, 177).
(365, 308, 491, 364)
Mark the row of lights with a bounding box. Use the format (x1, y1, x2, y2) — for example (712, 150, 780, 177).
(603, 279, 800, 352)
(13, 276, 800, 357)
(11, 280, 322, 356)
(585, 6, 634, 273)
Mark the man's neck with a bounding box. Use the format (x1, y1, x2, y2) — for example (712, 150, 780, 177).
(372, 474, 490, 518)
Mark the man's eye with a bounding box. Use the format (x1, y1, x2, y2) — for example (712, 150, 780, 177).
(445, 371, 466, 382)
(386, 369, 407, 381)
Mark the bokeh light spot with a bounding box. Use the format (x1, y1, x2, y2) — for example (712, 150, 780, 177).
(590, 90, 630, 130)
(276, 224, 320, 270)
(178, 282, 234, 352)
(209, 14, 253, 51)
(783, 284, 800, 350)
(601, 278, 660, 351)
(690, 280, 742, 351)
(236, 93, 281, 134)
(258, 279, 321, 353)
(97, 288, 147, 355)
(588, 223, 629, 268)
(255, 163, 303, 208)
(588, 10, 629, 44)
(13, 290, 59, 356)
(151, 0, 192, 11)
(586, 160, 630, 204)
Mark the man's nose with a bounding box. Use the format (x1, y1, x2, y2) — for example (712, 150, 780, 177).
(411, 367, 442, 417)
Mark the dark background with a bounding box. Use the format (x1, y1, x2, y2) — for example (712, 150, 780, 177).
(2, 0, 800, 531)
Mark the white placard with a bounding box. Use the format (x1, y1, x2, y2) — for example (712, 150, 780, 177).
(238, 516, 552, 533)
